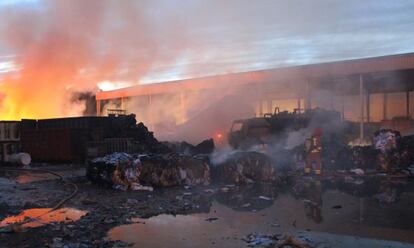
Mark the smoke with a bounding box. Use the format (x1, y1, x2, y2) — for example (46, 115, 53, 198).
(0, 0, 204, 120)
(1, 0, 413, 121)
(71, 92, 96, 116)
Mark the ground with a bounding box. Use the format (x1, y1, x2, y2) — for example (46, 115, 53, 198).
(0, 165, 414, 248)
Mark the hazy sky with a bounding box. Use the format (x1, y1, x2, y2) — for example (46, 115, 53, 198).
(1, 0, 414, 86)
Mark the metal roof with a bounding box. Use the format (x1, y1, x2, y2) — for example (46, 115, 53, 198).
(96, 52, 414, 100)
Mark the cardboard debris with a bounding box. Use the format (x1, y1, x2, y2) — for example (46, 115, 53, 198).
(87, 152, 210, 189)
(211, 151, 278, 184)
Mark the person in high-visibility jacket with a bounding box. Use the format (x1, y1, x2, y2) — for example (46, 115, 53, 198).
(304, 128, 323, 175)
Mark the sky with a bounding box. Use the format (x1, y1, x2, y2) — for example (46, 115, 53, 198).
(0, 0, 414, 89)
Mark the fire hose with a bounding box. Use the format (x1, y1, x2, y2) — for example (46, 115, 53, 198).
(0, 167, 79, 233)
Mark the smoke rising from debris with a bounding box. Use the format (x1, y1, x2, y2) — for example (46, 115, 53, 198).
(0, 0, 413, 121)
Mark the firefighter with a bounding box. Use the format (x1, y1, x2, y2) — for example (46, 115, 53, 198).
(304, 128, 323, 175)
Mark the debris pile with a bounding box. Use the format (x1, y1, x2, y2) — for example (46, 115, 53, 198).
(244, 234, 313, 248)
(303, 127, 414, 172)
(87, 152, 152, 191)
(87, 152, 210, 189)
(211, 151, 278, 184)
(138, 154, 210, 187)
(162, 138, 215, 155)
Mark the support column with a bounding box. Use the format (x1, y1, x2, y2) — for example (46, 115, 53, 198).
(96, 100, 101, 117)
(305, 80, 312, 110)
(407, 91, 410, 118)
(121, 97, 125, 111)
(359, 75, 364, 140)
(148, 95, 153, 130)
(366, 91, 370, 123)
(267, 99, 272, 114)
(383, 93, 388, 120)
(341, 94, 345, 121)
(258, 100, 263, 117)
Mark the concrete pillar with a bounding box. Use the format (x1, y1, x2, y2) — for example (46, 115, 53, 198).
(359, 75, 364, 140)
(267, 99, 273, 114)
(305, 80, 312, 110)
(383, 93, 388, 120)
(96, 100, 101, 116)
(148, 95, 153, 130)
(121, 97, 125, 111)
(407, 91, 410, 118)
(366, 91, 370, 123)
(341, 95, 345, 121)
(258, 100, 263, 117)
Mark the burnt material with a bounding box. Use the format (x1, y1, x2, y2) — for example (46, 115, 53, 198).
(163, 139, 215, 156)
(211, 151, 278, 184)
(87, 153, 210, 188)
(21, 115, 168, 162)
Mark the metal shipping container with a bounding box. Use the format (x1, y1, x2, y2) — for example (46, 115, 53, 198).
(21, 128, 89, 162)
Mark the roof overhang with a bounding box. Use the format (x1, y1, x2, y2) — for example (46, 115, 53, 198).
(96, 52, 414, 100)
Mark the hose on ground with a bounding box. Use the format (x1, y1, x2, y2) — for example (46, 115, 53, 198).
(0, 167, 79, 232)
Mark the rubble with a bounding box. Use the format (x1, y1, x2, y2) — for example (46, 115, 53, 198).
(211, 151, 278, 184)
(162, 138, 215, 155)
(139, 153, 210, 187)
(243, 233, 278, 247)
(87, 152, 210, 189)
(374, 129, 401, 153)
(87, 152, 149, 191)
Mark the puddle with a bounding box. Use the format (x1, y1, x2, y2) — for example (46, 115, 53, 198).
(0, 208, 88, 228)
(0, 168, 85, 184)
(108, 178, 414, 247)
(15, 173, 57, 184)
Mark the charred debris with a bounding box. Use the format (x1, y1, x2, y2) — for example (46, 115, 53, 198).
(2, 109, 413, 191)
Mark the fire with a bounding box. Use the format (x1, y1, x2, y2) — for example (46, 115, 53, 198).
(0, 72, 88, 120)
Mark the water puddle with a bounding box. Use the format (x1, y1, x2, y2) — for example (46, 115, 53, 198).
(15, 173, 57, 184)
(0, 208, 88, 228)
(0, 167, 85, 184)
(108, 178, 414, 247)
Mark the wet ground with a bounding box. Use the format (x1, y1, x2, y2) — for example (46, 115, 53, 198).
(0, 165, 413, 247)
(108, 177, 414, 247)
(0, 208, 87, 228)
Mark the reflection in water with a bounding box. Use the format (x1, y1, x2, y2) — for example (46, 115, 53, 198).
(215, 183, 278, 211)
(0, 208, 88, 228)
(15, 173, 56, 184)
(109, 178, 414, 247)
(304, 180, 323, 223)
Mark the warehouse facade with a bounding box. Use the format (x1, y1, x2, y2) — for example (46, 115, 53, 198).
(96, 53, 414, 141)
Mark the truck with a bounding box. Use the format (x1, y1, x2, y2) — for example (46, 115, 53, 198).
(228, 108, 342, 149)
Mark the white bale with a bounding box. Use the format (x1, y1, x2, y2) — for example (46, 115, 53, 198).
(9, 153, 32, 166)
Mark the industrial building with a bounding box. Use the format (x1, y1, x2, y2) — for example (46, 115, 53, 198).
(96, 53, 414, 142)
